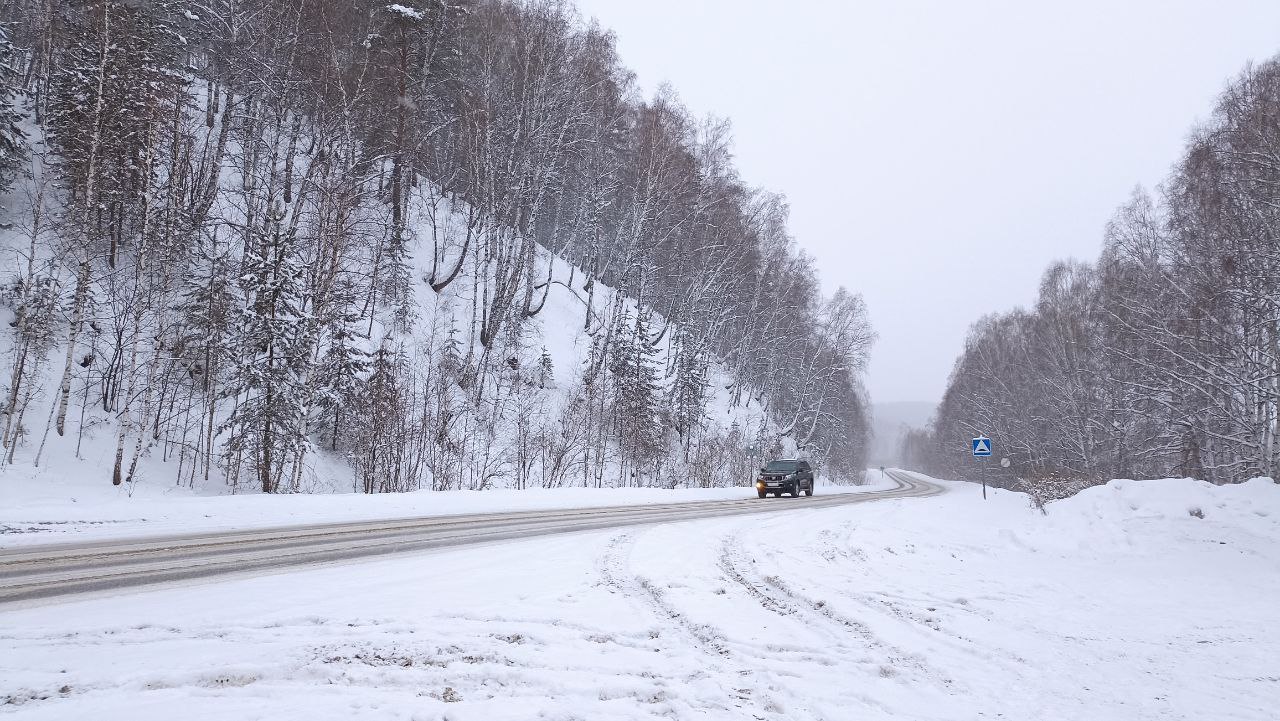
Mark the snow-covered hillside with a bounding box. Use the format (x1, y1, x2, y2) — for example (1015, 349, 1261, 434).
(0, 199, 774, 492)
(0, 141, 773, 496)
(1, 0, 877, 502)
(0, 117, 829, 501)
(3, 472, 1276, 719)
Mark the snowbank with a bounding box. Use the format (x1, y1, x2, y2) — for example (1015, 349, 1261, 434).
(898, 471, 1280, 556)
(1051, 476, 1278, 524)
(1029, 476, 1280, 552)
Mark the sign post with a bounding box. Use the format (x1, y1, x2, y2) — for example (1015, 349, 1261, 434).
(971, 436, 992, 499)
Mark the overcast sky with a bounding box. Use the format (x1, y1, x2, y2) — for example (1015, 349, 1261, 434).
(573, 0, 1280, 405)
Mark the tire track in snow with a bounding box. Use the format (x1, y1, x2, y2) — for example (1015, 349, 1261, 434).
(598, 531, 815, 720)
(720, 533, 883, 642)
(727, 495, 1020, 692)
(718, 532, 939, 684)
(600, 533, 730, 658)
(786, 505, 1030, 673)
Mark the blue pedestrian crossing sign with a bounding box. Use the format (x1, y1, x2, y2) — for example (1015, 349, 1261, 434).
(972, 436, 993, 457)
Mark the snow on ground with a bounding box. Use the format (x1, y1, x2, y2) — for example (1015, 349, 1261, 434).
(0, 471, 891, 549)
(2, 471, 1278, 720)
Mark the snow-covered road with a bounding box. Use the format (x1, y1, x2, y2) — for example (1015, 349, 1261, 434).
(0, 474, 934, 604)
(2, 471, 1277, 720)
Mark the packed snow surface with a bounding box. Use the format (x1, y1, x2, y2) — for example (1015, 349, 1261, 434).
(2, 472, 1278, 720)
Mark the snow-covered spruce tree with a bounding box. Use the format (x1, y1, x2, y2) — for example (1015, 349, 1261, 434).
(351, 341, 412, 493)
(438, 317, 464, 381)
(668, 326, 709, 446)
(608, 309, 663, 485)
(223, 205, 311, 494)
(0, 22, 25, 194)
(537, 346, 554, 389)
(312, 297, 371, 454)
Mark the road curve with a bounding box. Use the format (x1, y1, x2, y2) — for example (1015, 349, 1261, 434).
(0, 470, 942, 605)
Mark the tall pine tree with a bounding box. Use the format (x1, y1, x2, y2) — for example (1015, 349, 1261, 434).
(668, 326, 709, 444)
(609, 309, 663, 482)
(224, 204, 310, 493)
(313, 295, 371, 452)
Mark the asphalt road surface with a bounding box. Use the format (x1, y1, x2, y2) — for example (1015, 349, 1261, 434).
(0, 470, 942, 605)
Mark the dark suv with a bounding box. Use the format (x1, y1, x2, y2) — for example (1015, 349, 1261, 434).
(756, 459, 815, 498)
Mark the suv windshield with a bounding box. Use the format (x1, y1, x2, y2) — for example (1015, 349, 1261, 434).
(764, 461, 800, 473)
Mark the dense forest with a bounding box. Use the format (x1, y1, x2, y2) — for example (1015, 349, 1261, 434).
(906, 58, 1280, 497)
(0, 0, 874, 492)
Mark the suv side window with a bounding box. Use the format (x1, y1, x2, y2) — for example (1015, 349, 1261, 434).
(799, 462, 811, 473)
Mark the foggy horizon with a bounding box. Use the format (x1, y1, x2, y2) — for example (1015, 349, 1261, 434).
(574, 0, 1280, 404)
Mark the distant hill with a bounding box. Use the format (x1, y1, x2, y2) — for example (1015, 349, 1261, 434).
(869, 401, 935, 467)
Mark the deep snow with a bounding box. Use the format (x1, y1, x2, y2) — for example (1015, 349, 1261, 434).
(2, 472, 1277, 720)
